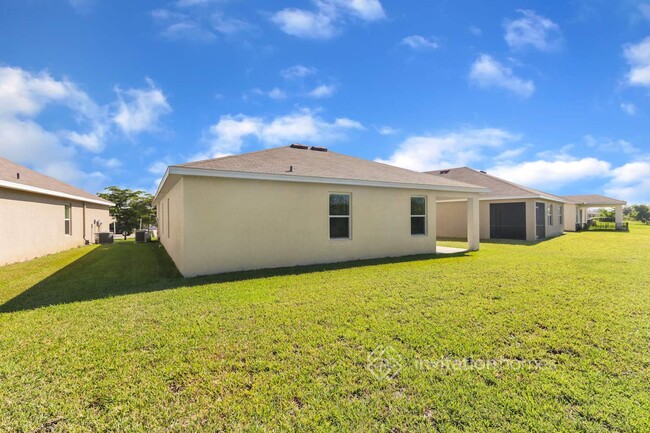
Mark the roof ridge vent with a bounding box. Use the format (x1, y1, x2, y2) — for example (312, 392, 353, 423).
(479, 170, 487, 174)
(310, 146, 327, 152)
(439, 169, 450, 174)
(290, 143, 309, 150)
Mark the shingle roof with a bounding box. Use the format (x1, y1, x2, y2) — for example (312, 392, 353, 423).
(562, 194, 627, 206)
(173, 146, 486, 191)
(0, 157, 112, 206)
(425, 167, 569, 203)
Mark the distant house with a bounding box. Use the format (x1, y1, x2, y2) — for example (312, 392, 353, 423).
(562, 195, 627, 231)
(0, 157, 113, 266)
(153, 145, 488, 277)
(427, 167, 568, 241)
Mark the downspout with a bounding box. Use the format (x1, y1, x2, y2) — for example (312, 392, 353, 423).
(83, 201, 88, 245)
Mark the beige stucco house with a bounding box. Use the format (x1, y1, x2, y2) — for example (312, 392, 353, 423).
(0, 157, 113, 266)
(562, 194, 627, 231)
(153, 145, 488, 277)
(427, 167, 568, 242)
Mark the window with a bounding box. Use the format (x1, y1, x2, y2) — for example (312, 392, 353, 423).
(547, 204, 553, 226)
(559, 205, 564, 225)
(64, 204, 71, 235)
(167, 198, 170, 238)
(329, 193, 351, 239)
(411, 196, 427, 235)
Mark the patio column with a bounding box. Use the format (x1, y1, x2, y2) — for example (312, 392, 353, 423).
(615, 205, 623, 230)
(467, 196, 480, 251)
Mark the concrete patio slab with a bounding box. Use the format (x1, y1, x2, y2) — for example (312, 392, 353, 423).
(436, 246, 468, 254)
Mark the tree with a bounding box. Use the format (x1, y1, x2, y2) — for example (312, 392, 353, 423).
(98, 187, 156, 239)
(598, 208, 615, 222)
(628, 204, 650, 224)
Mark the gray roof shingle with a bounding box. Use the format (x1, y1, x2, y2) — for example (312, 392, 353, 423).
(175, 146, 486, 190)
(562, 194, 627, 206)
(425, 167, 569, 202)
(0, 157, 112, 205)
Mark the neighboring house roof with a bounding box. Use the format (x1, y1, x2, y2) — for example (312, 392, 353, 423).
(425, 167, 569, 203)
(154, 145, 489, 202)
(562, 194, 627, 206)
(0, 157, 113, 206)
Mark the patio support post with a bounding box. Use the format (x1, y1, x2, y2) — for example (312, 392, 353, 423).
(615, 205, 623, 230)
(467, 196, 480, 251)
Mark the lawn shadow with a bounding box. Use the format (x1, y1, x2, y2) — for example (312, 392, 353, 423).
(0, 242, 468, 313)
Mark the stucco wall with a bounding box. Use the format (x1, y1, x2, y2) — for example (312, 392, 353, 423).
(0, 188, 111, 266)
(160, 176, 460, 277)
(564, 204, 578, 231)
(158, 178, 185, 272)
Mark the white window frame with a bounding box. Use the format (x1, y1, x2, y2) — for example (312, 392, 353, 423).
(548, 204, 553, 226)
(167, 198, 170, 238)
(559, 205, 564, 225)
(411, 196, 427, 236)
(64, 203, 71, 236)
(329, 193, 351, 240)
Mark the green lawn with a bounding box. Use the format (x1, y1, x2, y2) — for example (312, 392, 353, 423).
(1, 228, 649, 432)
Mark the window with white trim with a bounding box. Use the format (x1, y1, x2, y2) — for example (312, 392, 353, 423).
(411, 196, 426, 235)
(329, 193, 351, 239)
(64, 204, 71, 235)
(548, 204, 553, 226)
(559, 205, 564, 225)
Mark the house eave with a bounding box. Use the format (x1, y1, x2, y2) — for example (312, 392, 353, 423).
(0, 179, 114, 207)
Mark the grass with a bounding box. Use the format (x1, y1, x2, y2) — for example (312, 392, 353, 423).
(1, 229, 649, 432)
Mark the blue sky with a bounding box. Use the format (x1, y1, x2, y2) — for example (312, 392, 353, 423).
(1, 0, 649, 203)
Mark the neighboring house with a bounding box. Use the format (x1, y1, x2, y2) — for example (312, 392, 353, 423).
(562, 195, 627, 231)
(153, 145, 488, 277)
(426, 167, 568, 242)
(0, 157, 113, 266)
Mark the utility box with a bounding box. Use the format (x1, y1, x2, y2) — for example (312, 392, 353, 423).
(95, 232, 114, 244)
(135, 230, 151, 243)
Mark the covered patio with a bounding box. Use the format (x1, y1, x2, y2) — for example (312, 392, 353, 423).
(563, 194, 628, 231)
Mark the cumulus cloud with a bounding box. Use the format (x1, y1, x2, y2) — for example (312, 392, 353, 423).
(204, 109, 364, 156)
(469, 54, 535, 97)
(113, 78, 172, 135)
(376, 125, 399, 135)
(377, 128, 521, 172)
(606, 161, 650, 204)
(308, 84, 336, 98)
(488, 158, 612, 189)
(584, 134, 639, 154)
(623, 37, 650, 87)
(281, 65, 317, 79)
(401, 35, 439, 50)
(620, 102, 637, 115)
(504, 9, 562, 52)
(271, 0, 385, 39)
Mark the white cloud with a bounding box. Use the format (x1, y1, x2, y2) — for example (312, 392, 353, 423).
(623, 37, 650, 87)
(494, 147, 527, 160)
(488, 158, 611, 189)
(211, 13, 256, 35)
(584, 135, 639, 154)
(469, 26, 482, 36)
(148, 161, 169, 175)
(152, 9, 217, 42)
(93, 156, 122, 169)
(376, 125, 399, 135)
(308, 84, 336, 98)
(271, 9, 337, 39)
(504, 9, 562, 52)
(377, 128, 521, 172)
(152, 6, 254, 42)
(268, 88, 288, 100)
(605, 161, 650, 204)
(204, 109, 364, 156)
(469, 54, 535, 97)
(281, 65, 317, 80)
(271, 0, 385, 39)
(113, 78, 172, 135)
(401, 35, 439, 50)
(620, 102, 637, 115)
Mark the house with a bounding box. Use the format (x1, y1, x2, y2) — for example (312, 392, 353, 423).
(562, 195, 627, 231)
(426, 167, 568, 241)
(153, 145, 488, 277)
(0, 157, 113, 266)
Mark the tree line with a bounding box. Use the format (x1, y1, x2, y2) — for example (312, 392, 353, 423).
(98, 186, 157, 239)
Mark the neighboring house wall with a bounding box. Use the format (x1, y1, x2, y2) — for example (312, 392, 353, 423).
(564, 204, 578, 232)
(158, 178, 185, 273)
(437, 198, 564, 241)
(0, 188, 111, 266)
(159, 176, 453, 277)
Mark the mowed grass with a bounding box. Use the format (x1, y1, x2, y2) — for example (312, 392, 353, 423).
(0, 228, 649, 432)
